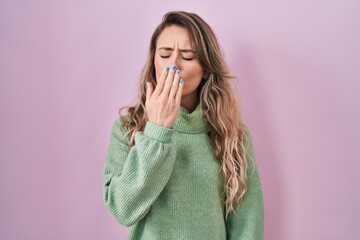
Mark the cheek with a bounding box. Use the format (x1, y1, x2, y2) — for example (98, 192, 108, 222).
(184, 63, 203, 78)
(154, 57, 163, 82)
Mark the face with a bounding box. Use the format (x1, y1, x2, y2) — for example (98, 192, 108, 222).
(154, 25, 204, 98)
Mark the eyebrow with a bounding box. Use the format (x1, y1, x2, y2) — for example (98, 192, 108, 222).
(158, 47, 195, 53)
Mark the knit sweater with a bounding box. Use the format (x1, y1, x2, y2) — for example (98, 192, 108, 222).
(103, 102, 264, 240)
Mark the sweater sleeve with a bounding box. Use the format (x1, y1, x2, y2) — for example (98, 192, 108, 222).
(225, 125, 265, 240)
(102, 117, 176, 227)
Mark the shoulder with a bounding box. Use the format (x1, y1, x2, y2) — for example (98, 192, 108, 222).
(111, 114, 133, 146)
(241, 123, 253, 147)
(113, 114, 132, 128)
(241, 123, 259, 179)
(242, 123, 250, 135)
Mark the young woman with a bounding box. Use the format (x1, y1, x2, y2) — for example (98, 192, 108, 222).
(103, 11, 264, 240)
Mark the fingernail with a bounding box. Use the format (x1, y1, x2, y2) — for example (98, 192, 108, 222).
(165, 66, 169, 72)
(171, 64, 176, 70)
(145, 82, 148, 89)
(179, 79, 183, 84)
(176, 70, 180, 74)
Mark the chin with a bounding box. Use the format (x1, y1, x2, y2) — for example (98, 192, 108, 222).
(180, 91, 188, 97)
(180, 89, 195, 97)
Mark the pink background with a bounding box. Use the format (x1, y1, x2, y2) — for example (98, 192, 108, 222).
(1, 1, 359, 239)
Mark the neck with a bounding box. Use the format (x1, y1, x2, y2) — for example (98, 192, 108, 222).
(180, 90, 200, 114)
(174, 102, 211, 133)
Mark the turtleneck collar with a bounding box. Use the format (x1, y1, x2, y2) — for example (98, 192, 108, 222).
(172, 102, 212, 134)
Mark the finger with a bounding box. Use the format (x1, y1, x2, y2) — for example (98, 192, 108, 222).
(161, 64, 177, 97)
(146, 81, 153, 101)
(175, 78, 184, 104)
(153, 66, 170, 96)
(169, 68, 181, 99)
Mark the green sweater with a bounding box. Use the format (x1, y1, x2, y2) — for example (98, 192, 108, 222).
(103, 103, 264, 240)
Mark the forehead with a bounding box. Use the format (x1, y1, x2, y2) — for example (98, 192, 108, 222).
(156, 25, 193, 49)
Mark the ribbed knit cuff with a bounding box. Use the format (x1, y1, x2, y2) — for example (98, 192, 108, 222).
(143, 121, 174, 143)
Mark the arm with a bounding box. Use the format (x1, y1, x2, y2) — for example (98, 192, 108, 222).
(102, 117, 176, 227)
(225, 125, 265, 240)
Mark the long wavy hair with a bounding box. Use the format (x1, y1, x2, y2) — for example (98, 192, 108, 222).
(117, 11, 255, 220)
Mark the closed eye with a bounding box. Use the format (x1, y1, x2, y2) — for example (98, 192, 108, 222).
(160, 56, 193, 61)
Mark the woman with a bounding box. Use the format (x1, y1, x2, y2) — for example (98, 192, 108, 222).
(103, 11, 264, 240)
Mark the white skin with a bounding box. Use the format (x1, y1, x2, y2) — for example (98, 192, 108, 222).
(145, 25, 205, 128)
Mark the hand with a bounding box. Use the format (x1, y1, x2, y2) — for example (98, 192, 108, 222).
(145, 65, 184, 129)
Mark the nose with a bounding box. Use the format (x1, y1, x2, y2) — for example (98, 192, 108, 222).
(171, 51, 183, 71)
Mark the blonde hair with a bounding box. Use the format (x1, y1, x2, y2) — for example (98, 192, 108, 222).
(117, 11, 255, 220)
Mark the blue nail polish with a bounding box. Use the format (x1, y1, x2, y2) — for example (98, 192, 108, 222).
(171, 64, 176, 70)
(176, 70, 180, 74)
(165, 66, 169, 72)
(145, 82, 148, 89)
(179, 79, 183, 84)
